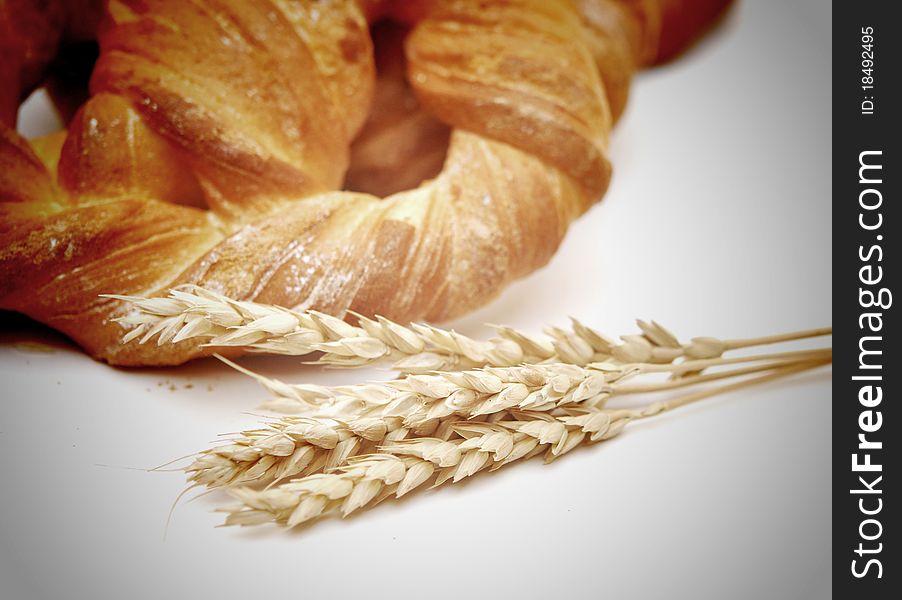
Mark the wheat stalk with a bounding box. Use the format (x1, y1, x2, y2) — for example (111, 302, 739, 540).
(224, 346, 832, 415)
(221, 412, 636, 527)
(106, 286, 603, 370)
(185, 348, 830, 490)
(220, 358, 830, 528)
(105, 285, 831, 373)
(121, 288, 831, 518)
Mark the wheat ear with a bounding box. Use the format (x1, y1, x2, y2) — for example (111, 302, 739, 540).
(105, 286, 830, 372)
(221, 358, 830, 528)
(187, 348, 830, 490)
(223, 345, 832, 415)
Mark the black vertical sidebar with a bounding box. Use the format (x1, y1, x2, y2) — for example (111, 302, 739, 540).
(834, 1, 899, 597)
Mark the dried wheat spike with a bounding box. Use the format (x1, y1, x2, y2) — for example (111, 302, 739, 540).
(221, 358, 831, 529)
(188, 348, 831, 490)
(223, 409, 622, 528)
(108, 286, 729, 372)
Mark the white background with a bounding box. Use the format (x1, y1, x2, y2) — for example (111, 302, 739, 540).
(1, 1, 831, 598)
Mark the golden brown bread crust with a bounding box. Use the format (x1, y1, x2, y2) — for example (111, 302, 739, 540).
(0, 0, 731, 366)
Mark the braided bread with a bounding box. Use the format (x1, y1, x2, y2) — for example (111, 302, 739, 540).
(0, 0, 730, 365)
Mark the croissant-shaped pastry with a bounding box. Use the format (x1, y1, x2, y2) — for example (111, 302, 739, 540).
(0, 0, 731, 365)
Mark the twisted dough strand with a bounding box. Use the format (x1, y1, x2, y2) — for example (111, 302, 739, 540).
(0, 0, 731, 365)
